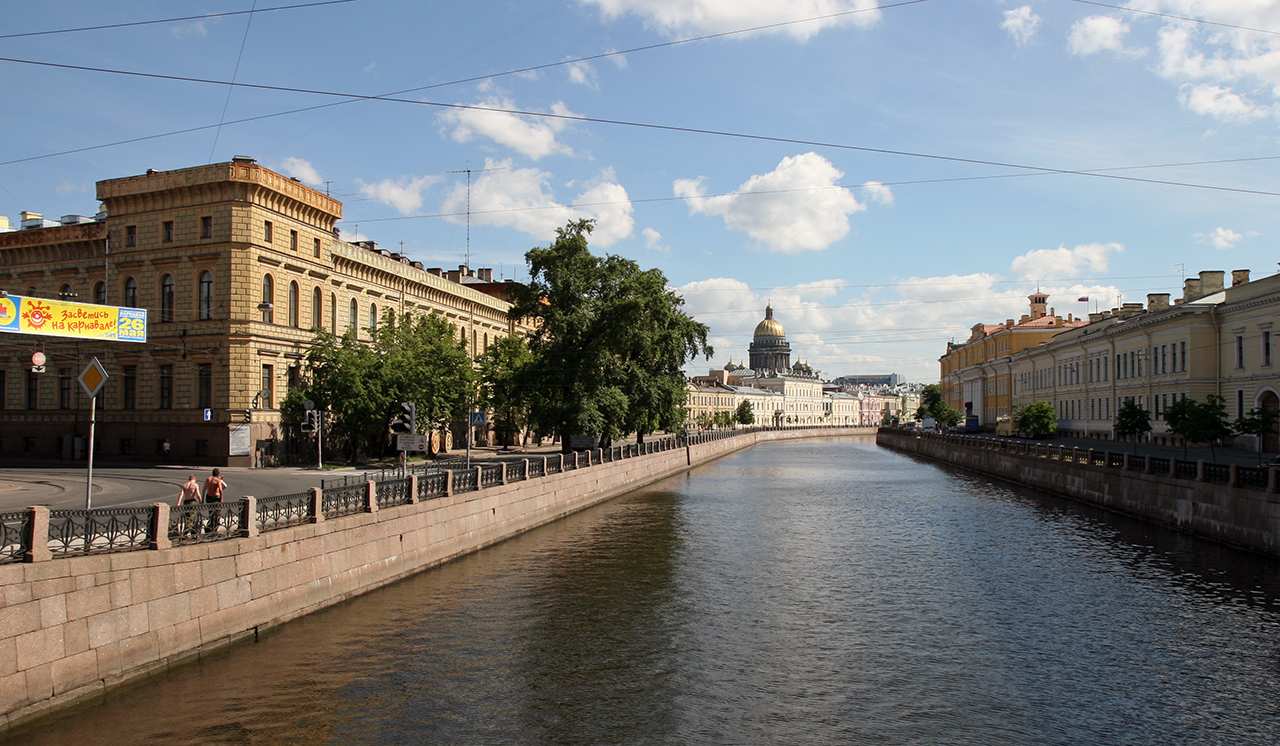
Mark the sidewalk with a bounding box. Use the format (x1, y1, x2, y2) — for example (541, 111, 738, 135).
(975, 432, 1273, 468)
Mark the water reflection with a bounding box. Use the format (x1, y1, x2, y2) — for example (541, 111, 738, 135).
(6, 436, 1280, 745)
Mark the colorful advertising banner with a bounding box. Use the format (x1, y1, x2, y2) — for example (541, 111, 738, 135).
(0, 294, 147, 343)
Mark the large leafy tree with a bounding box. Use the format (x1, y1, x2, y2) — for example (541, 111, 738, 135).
(1233, 406, 1279, 465)
(1113, 399, 1152, 453)
(735, 400, 755, 425)
(476, 334, 533, 448)
(1014, 400, 1058, 437)
(508, 219, 711, 451)
(1166, 395, 1233, 461)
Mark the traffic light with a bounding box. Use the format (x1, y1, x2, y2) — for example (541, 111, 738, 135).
(301, 410, 316, 432)
(391, 401, 416, 433)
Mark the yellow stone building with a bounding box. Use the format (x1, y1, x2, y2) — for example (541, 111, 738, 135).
(0, 159, 528, 465)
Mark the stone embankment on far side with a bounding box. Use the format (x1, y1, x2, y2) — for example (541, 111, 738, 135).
(877, 428, 1280, 558)
(0, 426, 872, 733)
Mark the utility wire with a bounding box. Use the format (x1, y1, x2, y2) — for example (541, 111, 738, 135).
(1069, 0, 1280, 36)
(208, 1, 260, 163)
(0, 0, 359, 40)
(0, 52, 1273, 198)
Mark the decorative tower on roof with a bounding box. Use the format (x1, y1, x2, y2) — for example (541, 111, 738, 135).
(1028, 292, 1048, 320)
(748, 304, 791, 372)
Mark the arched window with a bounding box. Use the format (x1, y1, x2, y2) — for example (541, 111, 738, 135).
(58, 284, 73, 299)
(330, 293, 337, 334)
(93, 281, 105, 305)
(289, 281, 299, 328)
(368, 303, 377, 333)
(261, 275, 274, 323)
(349, 298, 358, 334)
(124, 277, 138, 308)
(160, 275, 175, 322)
(198, 271, 213, 320)
(312, 287, 322, 329)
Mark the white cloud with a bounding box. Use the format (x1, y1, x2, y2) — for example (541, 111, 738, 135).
(1067, 15, 1135, 57)
(1178, 83, 1266, 122)
(441, 159, 633, 246)
(1009, 242, 1123, 280)
(437, 97, 579, 160)
(582, 0, 882, 40)
(860, 180, 894, 205)
(643, 227, 669, 251)
(566, 60, 599, 89)
(362, 62, 377, 74)
(54, 181, 88, 195)
(1195, 226, 1259, 250)
(277, 157, 324, 187)
(170, 20, 208, 38)
(674, 152, 863, 253)
(357, 174, 441, 215)
(1002, 6, 1041, 48)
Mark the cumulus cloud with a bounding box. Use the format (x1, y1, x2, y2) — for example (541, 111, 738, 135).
(582, 0, 882, 40)
(277, 157, 324, 187)
(1002, 6, 1041, 47)
(440, 159, 633, 246)
(674, 152, 864, 253)
(1178, 83, 1266, 122)
(643, 227, 669, 251)
(171, 20, 209, 38)
(1196, 226, 1258, 250)
(438, 97, 579, 160)
(1009, 242, 1123, 281)
(1068, 15, 1138, 57)
(860, 180, 894, 205)
(566, 60, 599, 89)
(357, 174, 441, 215)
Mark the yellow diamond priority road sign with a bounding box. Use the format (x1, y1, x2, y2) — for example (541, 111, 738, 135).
(79, 357, 109, 399)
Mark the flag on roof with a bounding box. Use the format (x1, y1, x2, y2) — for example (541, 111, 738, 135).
(1077, 296, 1089, 302)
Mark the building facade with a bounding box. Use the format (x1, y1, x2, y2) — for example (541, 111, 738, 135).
(0, 159, 529, 465)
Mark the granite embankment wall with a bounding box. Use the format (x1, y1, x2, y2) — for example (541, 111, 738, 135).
(877, 429, 1280, 558)
(0, 426, 870, 731)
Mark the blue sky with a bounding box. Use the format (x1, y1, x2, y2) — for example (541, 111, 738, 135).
(2, 0, 1279, 381)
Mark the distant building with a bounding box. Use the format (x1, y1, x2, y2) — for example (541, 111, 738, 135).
(833, 373, 901, 387)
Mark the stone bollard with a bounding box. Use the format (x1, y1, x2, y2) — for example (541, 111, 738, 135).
(499, 462, 508, 486)
(522, 459, 529, 481)
(573, 452, 580, 469)
(310, 487, 325, 523)
(23, 505, 51, 563)
(474, 465, 483, 489)
(542, 455, 549, 476)
(242, 497, 258, 537)
(1196, 460, 1207, 482)
(1229, 463, 1239, 488)
(1104, 450, 1112, 468)
(1169, 458, 1179, 479)
(150, 503, 172, 550)
(408, 475, 419, 504)
(1144, 454, 1152, 474)
(1268, 466, 1279, 493)
(366, 481, 378, 513)
(443, 469, 453, 497)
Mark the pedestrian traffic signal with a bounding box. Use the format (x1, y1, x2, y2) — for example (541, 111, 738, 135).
(301, 410, 317, 432)
(391, 401, 416, 433)
(243, 410, 252, 423)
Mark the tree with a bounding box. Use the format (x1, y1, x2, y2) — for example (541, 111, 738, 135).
(1014, 400, 1058, 437)
(476, 334, 533, 448)
(935, 405, 964, 429)
(735, 400, 755, 425)
(1233, 406, 1280, 465)
(508, 220, 711, 451)
(919, 384, 946, 419)
(1113, 399, 1152, 453)
(1166, 395, 1233, 462)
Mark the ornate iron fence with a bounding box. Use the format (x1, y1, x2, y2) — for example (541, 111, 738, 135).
(258, 491, 313, 533)
(1238, 466, 1269, 490)
(376, 478, 412, 509)
(1, 511, 29, 564)
(504, 461, 524, 483)
(169, 500, 245, 545)
(528, 458, 545, 478)
(1176, 460, 1199, 479)
(1203, 463, 1230, 484)
(480, 465, 503, 488)
(45, 507, 152, 556)
(453, 469, 478, 493)
(418, 472, 447, 500)
(322, 484, 367, 518)
(1128, 455, 1147, 471)
(1148, 457, 1171, 476)
(546, 455, 562, 474)
(1107, 452, 1125, 468)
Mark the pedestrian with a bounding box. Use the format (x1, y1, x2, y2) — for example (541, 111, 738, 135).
(161, 438, 171, 463)
(177, 474, 201, 536)
(203, 468, 228, 533)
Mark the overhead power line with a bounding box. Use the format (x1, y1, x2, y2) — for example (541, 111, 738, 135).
(1069, 0, 1280, 37)
(0, 0, 359, 40)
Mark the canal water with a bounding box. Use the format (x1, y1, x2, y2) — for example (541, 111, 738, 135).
(7, 436, 1280, 745)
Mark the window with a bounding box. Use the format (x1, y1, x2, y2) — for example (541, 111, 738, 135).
(198, 364, 213, 409)
(1238, 390, 1245, 419)
(290, 230, 298, 252)
(264, 221, 273, 243)
(59, 368, 71, 409)
(1236, 335, 1245, 369)
(26, 372, 38, 410)
(125, 225, 137, 247)
(312, 286, 321, 329)
(201, 215, 213, 239)
(195, 440, 209, 457)
(287, 365, 300, 391)
(349, 298, 358, 333)
(162, 220, 174, 243)
(94, 281, 105, 305)
(120, 438, 133, 456)
(124, 277, 138, 308)
(289, 282, 300, 327)
(160, 275, 175, 322)
(330, 293, 337, 334)
(261, 365, 273, 409)
(1264, 331, 1272, 367)
(1171, 343, 1177, 373)
(123, 366, 137, 410)
(313, 237, 321, 258)
(1180, 341, 1187, 371)
(198, 271, 213, 320)
(1161, 345, 1167, 374)
(369, 303, 377, 332)
(262, 274, 274, 323)
(59, 283, 73, 300)
(159, 365, 174, 409)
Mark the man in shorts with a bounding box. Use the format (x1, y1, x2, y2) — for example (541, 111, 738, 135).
(177, 474, 201, 536)
(203, 468, 229, 533)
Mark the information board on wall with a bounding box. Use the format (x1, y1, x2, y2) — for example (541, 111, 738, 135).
(0, 294, 147, 343)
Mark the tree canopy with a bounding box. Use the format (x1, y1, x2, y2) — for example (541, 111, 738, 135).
(1233, 406, 1279, 465)
(735, 400, 755, 426)
(1113, 399, 1152, 452)
(1166, 395, 1233, 460)
(1014, 400, 1058, 437)
(475, 334, 533, 447)
(508, 220, 712, 450)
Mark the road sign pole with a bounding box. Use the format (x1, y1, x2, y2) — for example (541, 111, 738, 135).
(317, 411, 323, 471)
(86, 394, 96, 511)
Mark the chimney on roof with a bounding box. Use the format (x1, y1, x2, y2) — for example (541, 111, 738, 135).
(1232, 269, 1250, 287)
(1088, 312, 1104, 323)
(1147, 293, 1170, 312)
(1199, 270, 1225, 296)
(427, 267, 442, 276)
(478, 268, 493, 282)
(1183, 277, 1203, 303)
(1005, 319, 1014, 327)
(20, 211, 40, 222)
(1120, 302, 1145, 318)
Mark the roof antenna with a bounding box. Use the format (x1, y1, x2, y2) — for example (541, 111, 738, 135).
(447, 165, 504, 268)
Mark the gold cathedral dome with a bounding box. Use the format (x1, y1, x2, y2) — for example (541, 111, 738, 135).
(754, 304, 785, 338)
